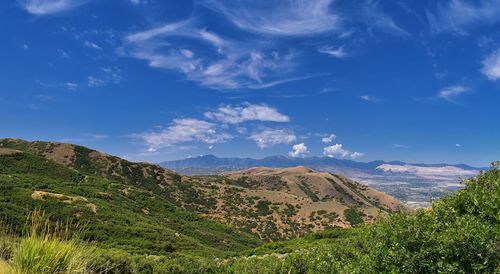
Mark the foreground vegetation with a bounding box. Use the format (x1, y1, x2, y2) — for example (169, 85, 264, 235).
(0, 145, 261, 256)
(1, 163, 498, 273)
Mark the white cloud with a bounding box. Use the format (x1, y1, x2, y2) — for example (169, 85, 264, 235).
(201, 0, 340, 36)
(84, 41, 102, 50)
(125, 20, 192, 43)
(481, 49, 500, 81)
(87, 67, 122, 87)
(350, 152, 364, 159)
(250, 128, 296, 149)
(455, 143, 462, 147)
(323, 143, 363, 159)
(204, 103, 289, 124)
(136, 118, 232, 151)
(437, 85, 469, 101)
(318, 45, 346, 58)
(57, 49, 70, 58)
(289, 143, 308, 157)
(321, 134, 336, 143)
(360, 95, 381, 102)
(323, 144, 350, 158)
(64, 82, 78, 90)
(87, 76, 105, 87)
(22, 0, 89, 15)
(123, 21, 300, 90)
(361, 0, 409, 36)
(427, 0, 500, 34)
(393, 144, 409, 148)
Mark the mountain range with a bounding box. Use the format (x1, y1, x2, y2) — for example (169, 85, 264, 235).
(161, 155, 485, 207)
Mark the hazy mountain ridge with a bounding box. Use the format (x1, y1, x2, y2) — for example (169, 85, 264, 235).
(162, 155, 484, 207)
(162, 154, 482, 172)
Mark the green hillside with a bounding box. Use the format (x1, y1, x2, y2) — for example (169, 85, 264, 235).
(0, 144, 261, 257)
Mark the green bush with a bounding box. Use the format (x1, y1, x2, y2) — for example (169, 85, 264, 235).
(4, 211, 95, 274)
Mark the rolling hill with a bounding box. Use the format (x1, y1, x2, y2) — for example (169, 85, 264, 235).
(0, 139, 262, 256)
(162, 155, 484, 207)
(0, 138, 406, 242)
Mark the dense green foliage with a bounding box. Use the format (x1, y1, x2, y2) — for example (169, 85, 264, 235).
(0, 149, 261, 257)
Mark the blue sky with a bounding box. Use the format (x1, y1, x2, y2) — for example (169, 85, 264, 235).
(1, 0, 499, 166)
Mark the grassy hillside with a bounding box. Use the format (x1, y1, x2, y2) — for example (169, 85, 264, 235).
(195, 166, 407, 240)
(1, 163, 498, 273)
(0, 139, 407, 241)
(0, 146, 262, 257)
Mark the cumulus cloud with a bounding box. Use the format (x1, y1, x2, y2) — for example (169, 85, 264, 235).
(250, 128, 296, 149)
(481, 49, 500, 81)
(427, 0, 500, 34)
(437, 85, 469, 102)
(350, 152, 364, 159)
(204, 103, 289, 124)
(22, 0, 89, 15)
(201, 0, 340, 36)
(289, 143, 308, 157)
(136, 118, 232, 151)
(321, 134, 336, 143)
(323, 143, 363, 159)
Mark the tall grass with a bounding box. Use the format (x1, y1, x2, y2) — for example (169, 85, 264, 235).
(1, 211, 95, 274)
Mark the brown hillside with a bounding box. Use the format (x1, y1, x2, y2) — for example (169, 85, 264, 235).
(0, 139, 408, 241)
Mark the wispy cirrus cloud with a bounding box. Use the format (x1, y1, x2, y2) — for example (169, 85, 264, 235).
(200, 0, 340, 36)
(204, 103, 289, 124)
(427, 0, 500, 34)
(437, 85, 470, 102)
(318, 45, 347, 58)
(21, 0, 89, 15)
(361, 0, 409, 36)
(122, 20, 300, 90)
(481, 49, 500, 81)
(393, 144, 409, 148)
(84, 40, 102, 50)
(249, 128, 297, 149)
(87, 67, 122, 87)
(360, 95, 381, 102)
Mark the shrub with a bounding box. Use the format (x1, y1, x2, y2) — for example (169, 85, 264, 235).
(8, 211, 95, 274)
